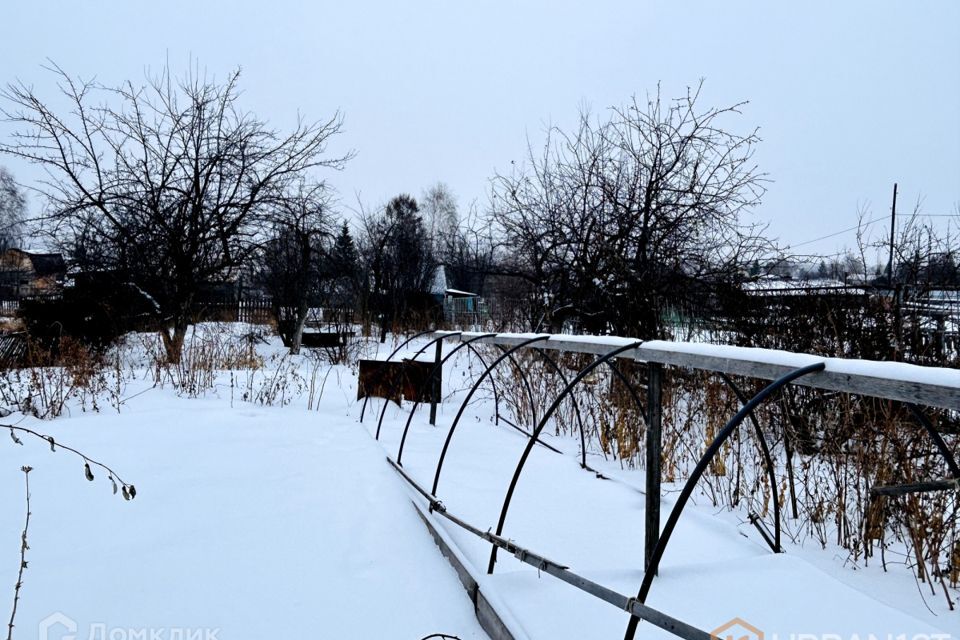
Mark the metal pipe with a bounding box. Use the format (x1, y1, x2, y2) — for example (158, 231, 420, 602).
(464, 343, 502, 426)
(623, 362, 825, 640)
(395, 333, 497, 465)
(906, 403, 960, 478)
(607, 361, 647, 418)
(718, 372, 782, 553)
(495, 415, 564, 455)
(531, 347, 589, 468)
(871, 479, 959, 497)
(487, 342, 643, 574)
(496, 344, 540, 430)
(374, 332, 462, 440)
(748, 512, 778, 551)
(431, 336, 551, 496)
(606, 360, 648, 447)
(386, 456, 710, 640)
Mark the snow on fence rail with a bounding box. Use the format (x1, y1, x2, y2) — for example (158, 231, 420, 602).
(367, 331, 959, 640)
(434, 331, 960, 411)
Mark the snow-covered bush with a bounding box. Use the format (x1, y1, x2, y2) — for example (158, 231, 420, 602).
(146, 323, 265, 398)
(0, 337, 124, 419)
(238, 352, 307, 407)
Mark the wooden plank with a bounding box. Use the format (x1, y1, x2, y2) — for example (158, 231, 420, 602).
(431, 332, 960, 411)
(411, 502, 523, 640)
(871, 479, 959, 497)
(356, 359, 440, 405)
(634, 345, 960, 412)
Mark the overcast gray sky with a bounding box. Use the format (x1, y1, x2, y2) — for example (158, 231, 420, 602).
(3, 1, 958, 259)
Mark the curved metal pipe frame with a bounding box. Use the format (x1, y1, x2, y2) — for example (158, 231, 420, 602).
(374, 332, 463, 440)
(359, 329, 436, 423)
(718, 372, 782, 553)
(431, 335, 551, 496)
(906, 403, 960, 478)
(502, 353, 649, 472)
(397, 336, 545, 467)
(623, 362, 825, 640)
(496, 344, 540, 430)
(495, 345, 595, 465)
(449, 345, 646, 473)
(531, 347, 589, 469)
(395, 333, 498, 465)
(487, 342, 644, 574)
(466, 343, 502, 427)
(456, 345, 646, 472)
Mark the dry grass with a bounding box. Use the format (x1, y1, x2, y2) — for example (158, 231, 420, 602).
(491, 353, 959, 609)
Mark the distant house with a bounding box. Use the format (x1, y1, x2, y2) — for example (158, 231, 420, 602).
(429, 265, 493, 327)
(0, 249, 67, 299)
(443, 288, 487, 326)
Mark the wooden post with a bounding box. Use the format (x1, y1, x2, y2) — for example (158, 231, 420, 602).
(645, 362, 663, 574)
(429, 339, 442, 425)
(782, 390, 801, 519)
(935, 313, 946, 360)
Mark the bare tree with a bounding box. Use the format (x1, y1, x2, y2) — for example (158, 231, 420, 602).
(358, 194, 436, 341)
(440, 201, 498, 293)
(0, 166, 24, 251)
(888, 203, 960, 288)
(0, 62, 349, 361)
(490, 82, 769, 337)
(420, 182, 459, 258)
(259, 182, 333, 354)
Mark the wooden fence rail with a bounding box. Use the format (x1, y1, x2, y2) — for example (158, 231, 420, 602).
(432, 331, 960, 411)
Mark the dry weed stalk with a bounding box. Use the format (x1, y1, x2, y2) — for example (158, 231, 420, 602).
(489, 353, 958, 608)
(6, 466, 31, 640)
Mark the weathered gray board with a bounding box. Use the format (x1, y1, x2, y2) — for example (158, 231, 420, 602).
(411, 500, 524, 640)
(432, 332, 960, 411)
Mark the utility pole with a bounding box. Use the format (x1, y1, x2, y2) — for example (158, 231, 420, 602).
(887, 183, 901, 362)
(887, 183, 898, 284)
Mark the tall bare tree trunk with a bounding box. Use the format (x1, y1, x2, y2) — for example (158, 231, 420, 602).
(160, 299, 192, 364)
(290, 304, 309, 355)
(161, 321, 188, 364)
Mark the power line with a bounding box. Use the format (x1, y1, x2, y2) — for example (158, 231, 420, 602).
(783, 212, 958, 251)
(785, 214, 891, 250)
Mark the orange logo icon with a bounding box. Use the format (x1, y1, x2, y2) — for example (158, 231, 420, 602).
(711, 617, 764, 640)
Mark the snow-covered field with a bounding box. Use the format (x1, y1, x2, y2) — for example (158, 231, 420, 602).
(0, 327, 956, 640)
(0, 331, 486, 640)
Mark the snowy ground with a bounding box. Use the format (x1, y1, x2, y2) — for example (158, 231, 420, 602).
(0, 341, 487, 639)
(379, 401, 958, 639)
(0, 329, 956, 640)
